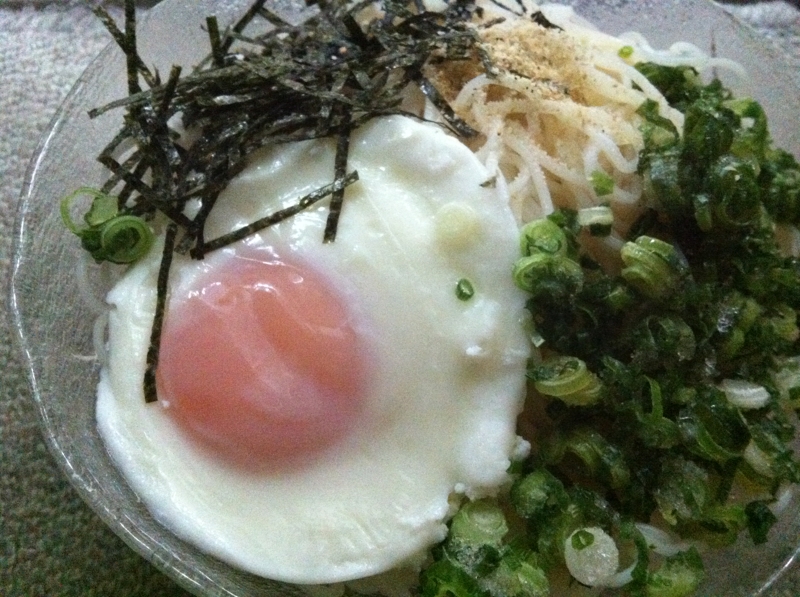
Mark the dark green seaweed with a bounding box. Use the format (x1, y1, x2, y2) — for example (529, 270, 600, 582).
(86, 0, 491, 401)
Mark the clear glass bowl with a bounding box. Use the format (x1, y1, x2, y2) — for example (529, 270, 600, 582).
(8, 0, 800, 596)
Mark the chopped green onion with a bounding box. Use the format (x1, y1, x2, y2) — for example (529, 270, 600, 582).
(603, 284, 635, 311)
(571, 528, 595, 550)
(98, 215, 154, 264)
(510, 468, 568, 521)
(743, 440, 774, 479)
(746, 419, 800, 483)
(645, 547, 704, 597)
(487, 550, 550, 597)
(620, 236, 683, 299)
(84, 192, 119, 227)
(634, 63, 702, 109)
(419, 560, 482, 597)
(513, 253, 583, 299)
(519, 217, 568, 257)
(772, 356, 800, 407)
(725, 97, 769, 164)
(654, 457, 710, 525)
(635, 377, 682, 449)
(455, 278, 475, 301)
(618, 45, 634, 59)
(692, 194, 714, 231)
(60, 187, 113, 234)
(620, 521, 651, 587)
(560, 428, 631, 490)
(444, 500, 508, 577)
(630, 315, 696, 371)
(682, 99, 737, 170)
(578, 205, 614, 236)
(765, 304, 799, 344)
(708, 156, 761, 227)
(449, 499, 508, 548)
(719, 379, 770, 410)
(563, 527, 619, 587)
(529, 326, 547, 348)
(528, 356, 603, 406)
(744, 501, 778, 545)
(635, 523, 690, 557)
(681, 503, 748, 547)
(636, 98, 680, 152)
(645, 147, 685, 215)
(590, 170, 615, 197)
(677, 392, 751, 463)
(715, 291, 762, 360)
(760, 148, 800, 225)
(60, 187, 153, 264)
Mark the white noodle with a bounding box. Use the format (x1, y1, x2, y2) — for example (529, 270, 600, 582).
(77, 252, 112, 315)
(432, 0, 743, 238)
(587, 129, 639, 174)
(93, 311, 110, 364)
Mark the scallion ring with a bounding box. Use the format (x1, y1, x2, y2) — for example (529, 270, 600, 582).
(513, 253, 583, 298)
(529, 356, 603, 406)
(98, 215, 155, 264)
(620, 236, 682, 299)
(60, 187, 116, 233)
(455, 278, 475, 301)
(519, 217, 568, 257)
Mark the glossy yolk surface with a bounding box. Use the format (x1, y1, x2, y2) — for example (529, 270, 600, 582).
(156, 252, 370, 472)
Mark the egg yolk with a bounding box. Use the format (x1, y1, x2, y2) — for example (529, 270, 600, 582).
(156, 251, 370, 472)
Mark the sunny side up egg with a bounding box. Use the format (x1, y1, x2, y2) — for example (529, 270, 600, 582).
(96, 115, 531, 584)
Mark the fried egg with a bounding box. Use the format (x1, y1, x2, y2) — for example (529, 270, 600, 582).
(96, 115, 530, 583)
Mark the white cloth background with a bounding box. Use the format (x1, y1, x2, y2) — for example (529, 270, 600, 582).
(1, 2, 799, 596)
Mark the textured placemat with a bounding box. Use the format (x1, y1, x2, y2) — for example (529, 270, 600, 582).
(0, 5, 193, 596)
(1, 2, 799, 596)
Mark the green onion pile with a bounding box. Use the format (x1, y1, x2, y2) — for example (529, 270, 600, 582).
(419, 63, 800, 597)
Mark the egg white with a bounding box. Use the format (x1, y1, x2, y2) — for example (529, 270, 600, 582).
(96, 115, 531, 584)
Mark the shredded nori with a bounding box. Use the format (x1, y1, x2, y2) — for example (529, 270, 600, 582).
(90, 0, 493, 401)
(143, 222, 178, 403)
(196, 171, 359, 256)
(323, 112, 354, 243)
(486, 0, 561, 30)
